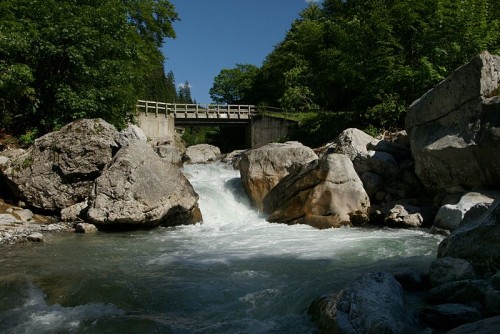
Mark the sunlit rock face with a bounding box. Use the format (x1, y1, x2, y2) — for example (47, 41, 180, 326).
(405, 51, 500, 192)
(263, 153, 370, 229)
(87, 141, 202, 228)
(3, 119, 121, 211)
(239, 141, 317, 211)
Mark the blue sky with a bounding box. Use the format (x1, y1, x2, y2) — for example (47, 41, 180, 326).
(162, 0, 317, 103)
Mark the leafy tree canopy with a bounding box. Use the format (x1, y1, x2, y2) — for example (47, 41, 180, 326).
(222, 0, 500, 131)
(209, 64, 259, 104)
(0, 0, 178, 138)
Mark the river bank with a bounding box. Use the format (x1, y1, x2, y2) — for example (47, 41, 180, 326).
(0, 198, 73, 245)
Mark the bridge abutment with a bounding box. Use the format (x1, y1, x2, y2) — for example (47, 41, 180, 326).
(136, 112, 175, 140)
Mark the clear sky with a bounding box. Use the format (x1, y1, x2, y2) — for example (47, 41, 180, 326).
(161, 0, 317, 104)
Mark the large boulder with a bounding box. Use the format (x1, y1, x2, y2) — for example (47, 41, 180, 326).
(118, 124, 147, 146)
(308, 272, 416, 334)
(263, 154, 370, 229)
(2, 119, 121, 211)
(420, 304, 484, 331)
(334, 128, 400, 179)
(428, 257, 476, 287)
(405, 51, 500, 192)
(184, 144, 221, 164)
(154, 143, 183, 166)
(446, 316, 500, 334)
(434, 192, 497, 231)
(438, 198, 500, 275)
(87, 141, 202, 228)
(239, 142, 317, 210)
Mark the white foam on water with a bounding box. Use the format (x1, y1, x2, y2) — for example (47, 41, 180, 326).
(149, 163, 443, 265)
(2, 284, 125, 334)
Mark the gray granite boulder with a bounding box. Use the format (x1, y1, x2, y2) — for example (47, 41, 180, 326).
(2, 119, 121, 212)
(434, 192, 497, 231)
(184, 144, 221, 164)
(239, 141, 317, 211)
(263, 154, 370, 229)
(384, 204, 423, 228)
(118, 124, 147, 146)
(405, 51, 500, 192)
(334, 128, 399, 179)
(87, 141, 202, 228)
(309, 272, 416, 334)
(428, 257, 476, 287)
(438, 198, 500, 275)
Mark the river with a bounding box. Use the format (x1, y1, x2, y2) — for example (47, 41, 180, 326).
(0, 163, 442, 333)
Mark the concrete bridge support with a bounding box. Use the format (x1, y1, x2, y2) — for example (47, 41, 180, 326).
(247, 115, 297, 148)
(136, 113, 175, 140)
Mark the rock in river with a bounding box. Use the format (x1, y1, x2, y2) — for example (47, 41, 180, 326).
(405, 51, 500, 192)
(309, 272, 416, 334)
(2, 119, 121, 212)
(438, 198, 500, 275)
(239, 141, 317, 211)
(87, 141, 202, 228)
(263, 153, 370, 229)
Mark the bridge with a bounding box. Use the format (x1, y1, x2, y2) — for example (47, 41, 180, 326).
(135, 100, 297, 148)
(136, 100, 256, 126)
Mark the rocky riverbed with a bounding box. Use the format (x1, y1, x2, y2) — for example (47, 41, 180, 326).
(0, 199, 72, 244)
(1, 51, 499, 333)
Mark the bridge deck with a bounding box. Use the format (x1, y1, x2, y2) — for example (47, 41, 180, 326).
(136, 100, 255, 125)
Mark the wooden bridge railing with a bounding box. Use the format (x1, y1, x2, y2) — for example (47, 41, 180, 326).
(136, 100, 256, 121)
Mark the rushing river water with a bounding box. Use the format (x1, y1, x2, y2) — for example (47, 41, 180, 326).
(0, 163, 443, 333)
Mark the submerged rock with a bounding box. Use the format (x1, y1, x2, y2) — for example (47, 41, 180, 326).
(87, 141, 202, 228)
(446, 316, 500, 334)
(420, 303, 484, 331)
(263, 154, 370, 229)
(309, 272, 416, 334)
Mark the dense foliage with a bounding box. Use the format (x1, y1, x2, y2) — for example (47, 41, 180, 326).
(214, 0, 500, 132)
(0, 0, 178, 139)
(209, 64, 259, 104)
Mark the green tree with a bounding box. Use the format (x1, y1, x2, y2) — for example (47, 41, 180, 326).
(0, 0, 177, 138)
(250, 0, 500, 130)
(177, 81, 193, 104)
(165, 70, 177, 102)
(209, 64, 259, 104)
